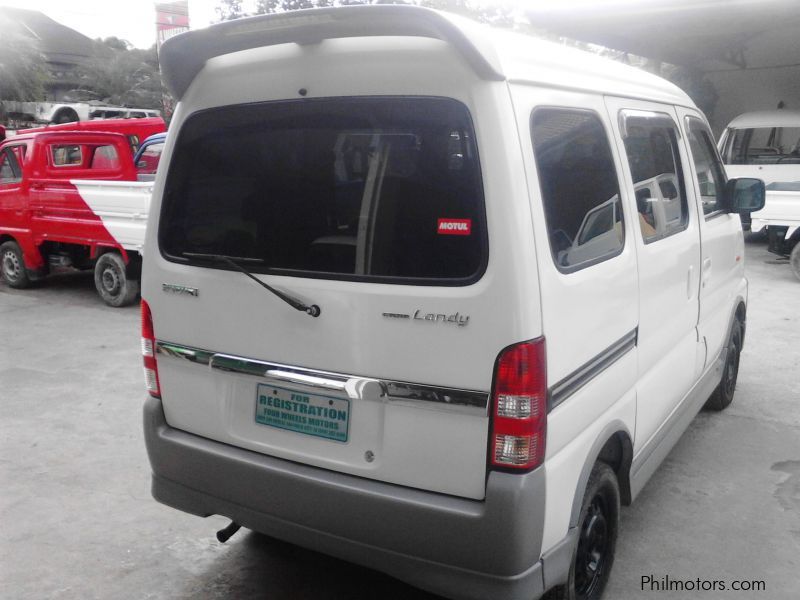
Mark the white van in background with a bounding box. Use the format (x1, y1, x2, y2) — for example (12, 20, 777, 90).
(141, 6, 764, 600)
(718, 110, 800, 185)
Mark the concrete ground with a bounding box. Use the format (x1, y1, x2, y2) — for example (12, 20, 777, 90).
(1, 234, 798, 600)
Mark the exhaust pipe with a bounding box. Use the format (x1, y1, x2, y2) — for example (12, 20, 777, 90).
(216, 521, 241, 543)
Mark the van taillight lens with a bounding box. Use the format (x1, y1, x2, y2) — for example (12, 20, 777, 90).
(141, 299, 160, 398)
(490, 338, 546, 471)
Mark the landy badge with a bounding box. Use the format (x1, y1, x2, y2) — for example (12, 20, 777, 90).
(382, 309, 470, 327)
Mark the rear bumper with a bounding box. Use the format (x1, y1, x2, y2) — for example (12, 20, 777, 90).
(144, 397, 549, 600)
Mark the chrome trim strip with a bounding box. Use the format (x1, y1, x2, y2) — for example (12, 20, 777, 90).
(156, 342, 214, 365)
(383, 381, 486, 409)
(264, 369, 348, 392)
(548, 328, 638, 411)
(155, 341, 488, 410)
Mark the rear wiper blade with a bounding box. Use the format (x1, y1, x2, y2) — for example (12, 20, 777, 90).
(182, 252, 321, 318)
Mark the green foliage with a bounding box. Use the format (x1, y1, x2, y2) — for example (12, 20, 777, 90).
(100, 36, 132, 52)
(0, 30, 48, 101)
(217, 0, 245, 21)
(75, 42, 166, 112)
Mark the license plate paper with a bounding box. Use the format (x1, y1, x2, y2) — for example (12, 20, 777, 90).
(255, 383, 350, 443)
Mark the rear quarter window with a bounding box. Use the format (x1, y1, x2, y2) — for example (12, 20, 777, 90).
(531, 108, 624, 272)
(159, 97, 487, 285)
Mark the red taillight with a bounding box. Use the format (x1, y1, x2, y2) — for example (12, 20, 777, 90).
(490, 338, 546, 471)
(141, 299, 160, 398)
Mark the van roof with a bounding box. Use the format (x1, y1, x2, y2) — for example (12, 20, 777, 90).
(725, 110, 800, 129)
(161, 4, 693, 108)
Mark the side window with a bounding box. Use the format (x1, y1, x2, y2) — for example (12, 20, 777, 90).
(531, 108, 624, 272)
(0, 149, 22, 184)
(90, 145, 120, 170)
(620, 112, 688, 243)
(52, 145, 83, 167)
(685, 118, 727, 216)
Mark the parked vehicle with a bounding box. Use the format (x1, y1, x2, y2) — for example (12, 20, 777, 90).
(133, 132, 167, 181)
(750, 181, 800, 280)
(1, 100, 160, 127)
(0, 130, 152, 306)
(718, 110, 800, 228)
(141, 6, 765, 600)
(18, 117, 167, 156)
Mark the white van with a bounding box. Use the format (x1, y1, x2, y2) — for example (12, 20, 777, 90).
(141, 6, 765, 600)
(718, 110, 800, 186)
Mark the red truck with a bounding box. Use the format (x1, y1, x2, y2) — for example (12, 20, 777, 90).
(0, 130, 153, 306)
(17, 117, 167, 155)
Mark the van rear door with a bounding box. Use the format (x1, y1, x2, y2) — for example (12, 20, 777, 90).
(147, 95, 534, 500)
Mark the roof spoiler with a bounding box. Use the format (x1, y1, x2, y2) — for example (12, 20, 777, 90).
(159, 5, 505, 100)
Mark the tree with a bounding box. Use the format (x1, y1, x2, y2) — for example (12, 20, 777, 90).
(217, 0, 245, 21)
(0, 30, 48, 101)
(75, 42, 166, 112)
(100, 36, 132, 52)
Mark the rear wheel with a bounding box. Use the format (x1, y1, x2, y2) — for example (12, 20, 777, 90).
(548, 462, 619, 600)
(1, 241, 31, 288)
(94, 252, 139, 307)
(704, 319, 742, 411)
(790, 243, 800, 282)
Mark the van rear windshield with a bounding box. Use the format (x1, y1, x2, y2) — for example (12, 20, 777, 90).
(159, 97, 487, 284)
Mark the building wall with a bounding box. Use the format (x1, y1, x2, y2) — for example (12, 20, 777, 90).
(707, 66, 800, 136)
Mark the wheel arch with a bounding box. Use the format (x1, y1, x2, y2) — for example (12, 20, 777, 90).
(733, 299, 747, 349)
(92, 245, 129, 262)
(93, 246, 141, 281)
(51, 107, 79, 124)
(569, 421, 633, 529)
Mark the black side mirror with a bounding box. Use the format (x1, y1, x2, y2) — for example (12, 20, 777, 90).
(724, 177, 765, 213)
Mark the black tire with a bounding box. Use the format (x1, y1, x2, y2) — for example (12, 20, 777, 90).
(548, 463, 620, 600)
(52, 108, 79, 124)
(790, 243, 800, 282)
(93, 252, 139, 307)
(704, 319, 743, 411)
(1, 241, 31, 289)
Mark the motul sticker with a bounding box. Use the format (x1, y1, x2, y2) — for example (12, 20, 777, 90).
(437, 218, 472, 235)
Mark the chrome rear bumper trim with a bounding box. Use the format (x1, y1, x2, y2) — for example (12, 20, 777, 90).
(155, 341, 488, 410)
